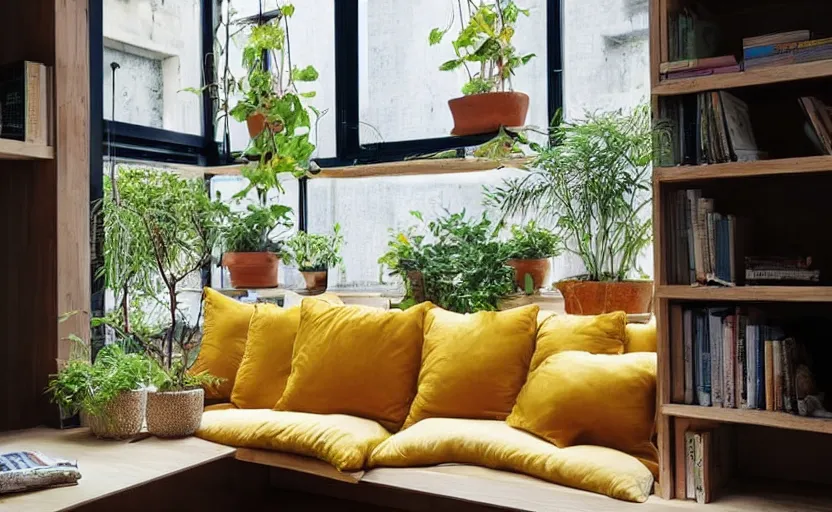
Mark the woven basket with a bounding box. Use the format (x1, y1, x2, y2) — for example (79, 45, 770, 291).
(146, 388, 204, 438)
(84, 389, 147, 440)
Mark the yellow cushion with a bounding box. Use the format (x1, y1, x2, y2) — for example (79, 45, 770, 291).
(403, 305, 539, 429)
(530, 311, 626, 371)
(204, 403, 237, 412)
(624, 317, 657, 353)
(370, 418, 654, 503)
(508, 351, 658, 476)
(275, 300, 434, 432)
(189, 288, 255, 399)
(231, 304, 300, 409)
(196, 408, 389, 471)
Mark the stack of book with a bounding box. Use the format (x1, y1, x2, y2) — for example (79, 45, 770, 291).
(667, 191, 738, 286)
(745, 256, 820, 285)
(799, 96, 832, 155)
(680, 426, 732, 504)
(743, 30, 832, 70)
(660, 56, 740, 81)
(668, 6, 720, 63)
(657, 90, 764, 166)
(0, 60, 53, 146)
(678, 307, 823, 416)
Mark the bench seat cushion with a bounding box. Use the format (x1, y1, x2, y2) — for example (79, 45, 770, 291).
(369, 418, 654, 503)
(196, 408, 390, 471)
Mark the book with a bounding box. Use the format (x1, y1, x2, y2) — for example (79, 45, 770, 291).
(720, 92, 763, 162)
(0, 61, 49, 144)
(782, 338, 796, 413)
(799, 97, 832, 154)
(745, 268, 820, 283)
(660, 55, 738, 74)
(723, 314, 736, 408)
(773, 339, 783, 411)
(693, 431, 712, 504)
(688, 190, 704, 282)
(737, 311, 747, 408)
(757, 326, 767, 409)
(684, 309, 695, 405)
(744, 36, 832, 60)
(743, 30, 811, 49)
(709, 309, 724, 407)
(747, 322, 757, 409)
(764, 339, 775, 411)
(696, 309, 712, 406)
(665, 64, 741, 80)
(685, 431, 696, 499)
(699, 198, 715, 280)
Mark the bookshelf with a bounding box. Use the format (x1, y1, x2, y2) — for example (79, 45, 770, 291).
(0, 0, 89, 432)
(651, 0, 832, 505)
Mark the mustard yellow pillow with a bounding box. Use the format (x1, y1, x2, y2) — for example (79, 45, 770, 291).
(275, 300, 433, 431)
(230, 304, 300, 409)
(624, 316, 657, 353)
(403, 305, 539, 429)
(196, 408, 390, 471)
(508, 351, 658, 476)
(530, 311, 626, 371)
(369, 418, 654, 503)
(189, 288, 255, 400)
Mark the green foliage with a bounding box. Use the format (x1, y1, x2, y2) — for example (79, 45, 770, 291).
(503, 221, 562, 259)
(284, 224, 344, 272)
(430, 0, 535, 95)
(150, 360, 222, 393)
(218, 203, 293, 254)
(379, 210, 514, 313)
(485, 104, 655, 281)
(47, 344, 152, 419)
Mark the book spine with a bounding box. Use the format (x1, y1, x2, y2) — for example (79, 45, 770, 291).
(709, 310, 723, 407)
(764, 339, 774, 411)
(696, 310, 712, 406)
(694, 432, 706, 504)
(688, 190, 704, 282)
(25, 61, 39, 144)
(747, 324, 756, 409)
(773, 339, 783, 412)
(723, 314, 736, 408)
(737, 312, 747, 408)
(685, 191, 696, 283)
(782, 338, 794, 414)
(686, 431, 696, 499)
(744, 36, 832, 60)
(757, 326, 766, 409)
(684, 309, 695, 405)
(701, 431, 713, 504)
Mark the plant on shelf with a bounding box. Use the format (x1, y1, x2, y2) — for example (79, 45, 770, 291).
(379, 210, 514, 313)
(47, 343, 152, 439)
(485, 104, 656, 314)
(284, 224, 344, 294)
(502, 222, 562, 294)
(430, 0, 536, 136)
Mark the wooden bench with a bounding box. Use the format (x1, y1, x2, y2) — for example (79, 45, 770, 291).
(2, 429, 824, 511)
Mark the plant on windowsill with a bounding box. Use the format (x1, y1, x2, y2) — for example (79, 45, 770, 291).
(502, 222, 563, 294)
(283, 223, 344, 294)
(430, 0, 536, 136)
(485, 104, 657, 314)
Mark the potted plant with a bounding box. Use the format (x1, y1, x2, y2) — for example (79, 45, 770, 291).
(486, 105, 656, 314)
(146, 360, 220, 438)
(219, 204, 293, 288)
(503, 222, 562, 293)
(47, 344, 151, 439)
(429, 0, 536, 136)
(284, 224, 345, 294)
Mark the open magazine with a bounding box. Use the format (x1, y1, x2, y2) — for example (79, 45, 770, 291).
(0, 451, 81, 494)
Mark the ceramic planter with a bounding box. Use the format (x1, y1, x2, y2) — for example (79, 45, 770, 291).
(83, 389, 147, 440)
(246, 113, 284, 139)
(506, 258, 551, 292)
(448, 91, 529, 136)
(556, 279, 654, 315)
(146, 388, 204, 438)
(301, 270, 328, 294)
(222, 252, 280, 289)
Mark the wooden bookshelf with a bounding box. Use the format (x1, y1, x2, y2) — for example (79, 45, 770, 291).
(653, 60, 832, 96)
(663, 404, 832, 435)
(0, 139, 54, 160)
(650, 0, 832, 505)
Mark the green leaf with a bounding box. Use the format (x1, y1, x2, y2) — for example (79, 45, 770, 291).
(429, 28, 446, 45)
(439, 59, 464, 71)
(280, 4, 295, 17)
(524, 273, 534, 295)
(299, 91, 317, 98)
(292, 65, 319, 82)
(521, 53, 536, 65)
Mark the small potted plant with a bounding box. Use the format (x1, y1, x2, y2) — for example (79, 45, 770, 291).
(146, 360, 220, 438)
(429, 0, 536, 136)
(284, 224, 344, 294)
(503, 222, 562, 293)
(47, 344, 151, 439)
(486, 105, 656, 314)
(219, 203, 293, 289)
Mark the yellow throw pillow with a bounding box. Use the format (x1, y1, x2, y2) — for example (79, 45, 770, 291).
(369, 418, 654, 503)
(197, 408, 390, 471)
(189, 288, 255, 400)
(624, 316, 657, 353)
(231, 304, 300, 409)
(508, 351, 658, 476)
(275, 300, 433, 432)
(403, 305, 539, 429)
(530, 311, 626, 371)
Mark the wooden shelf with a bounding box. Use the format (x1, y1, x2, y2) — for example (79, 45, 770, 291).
(654, 155, 832, 182)
(655, 285, 832, 302)
(0, 138, 54, 160)
(663, 404, 832, 435)
(652, 60, 832, 96)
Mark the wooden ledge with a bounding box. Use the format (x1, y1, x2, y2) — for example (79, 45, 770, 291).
(235, 448, 363, 484)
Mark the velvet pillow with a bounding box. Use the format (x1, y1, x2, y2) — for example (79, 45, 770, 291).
(530, 311, 627, 371)
(624, 316, 657, 353)
(403, 305, 539, 429)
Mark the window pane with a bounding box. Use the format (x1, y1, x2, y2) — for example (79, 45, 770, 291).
(103, 0, 203, 135)
(216, 0, 336, 158)
(358, 0, 549, 144)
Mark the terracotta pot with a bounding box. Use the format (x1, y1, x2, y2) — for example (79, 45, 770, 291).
(506, 258, 550, 292)
(83, 389, 147, 440)
(222, 252, 280, 289)
(448, 91, 530, 136)
(556, 279, 654, 315)
(246, 113, 284, 139)
(146, 388, 204, 438)
(301, 270, 328, 294)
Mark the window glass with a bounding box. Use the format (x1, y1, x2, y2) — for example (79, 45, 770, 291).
(216, 0, 336, 158)
(103, 0, 203, 135)
(358, 0, 550, 144)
